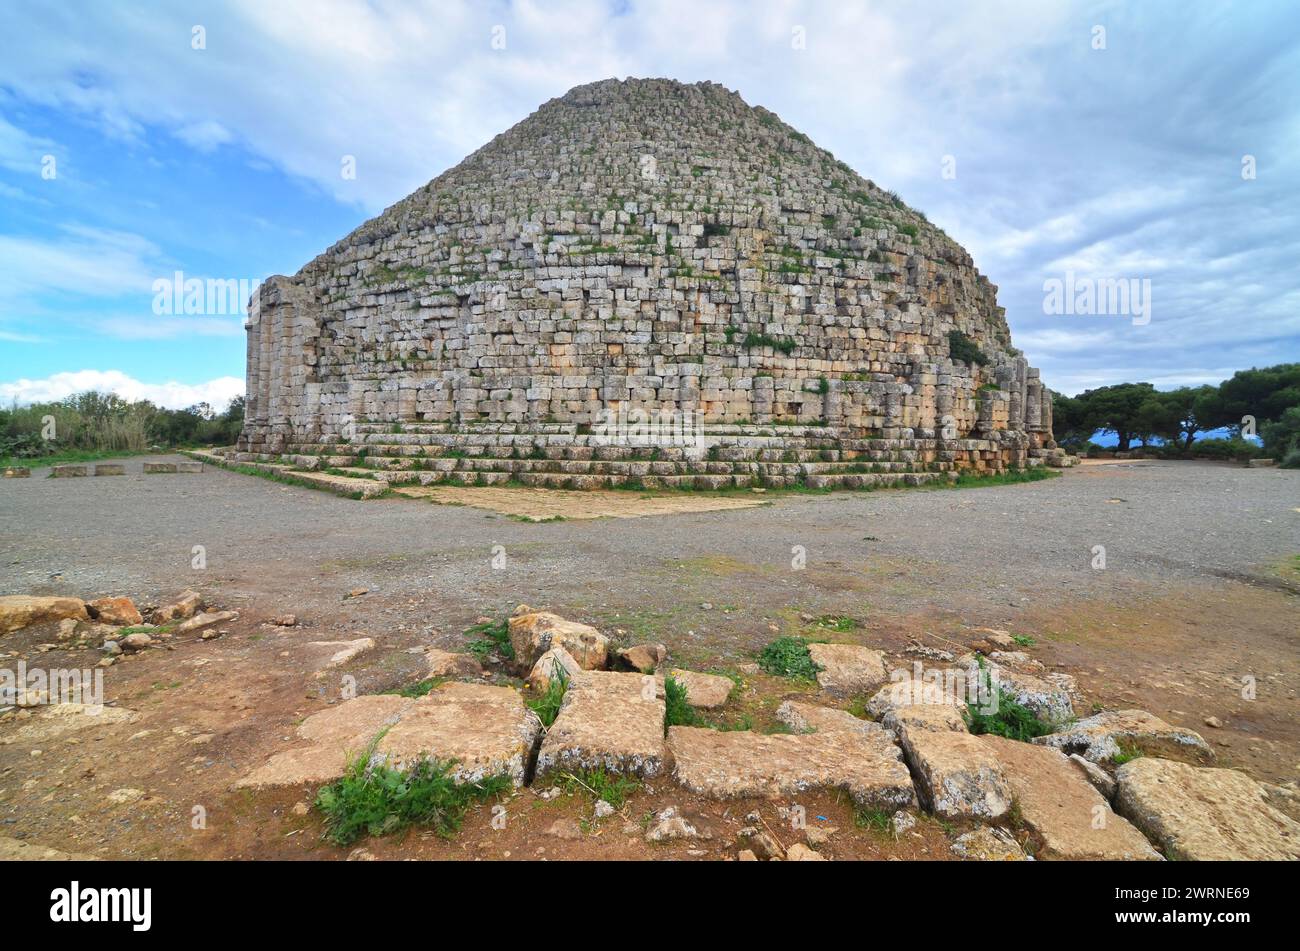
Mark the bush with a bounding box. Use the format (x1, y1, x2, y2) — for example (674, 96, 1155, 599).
(663, 673, 699, 728)
(947, 330, 988, 366)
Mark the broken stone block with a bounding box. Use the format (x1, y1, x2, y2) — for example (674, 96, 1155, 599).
(93, 464, 125, 476)
(3, 467, 30, 478)
(668, 724, 915, 809)
(1115, 758, 1300, 860)
(306, 637, 373, 670)
(536, 671, 665, 778)
(176, 461, 204, 474)
(981, 734, 1160, 860)
(51, 465, 88, 477)
(0, 596, 88, 635)
(775, 700, 880, 735)
(658, 669, 734, 708)
(951, 826, 1028, 861)
(508, 610, 608, 670)
(154, 590, 202, 623)
(528, 645, 583, 692)
(374, 682, 542, 786)
(1034, 709, 1213, 765)
(142, 462, 177, 473)
(785, 842, 828, 861)
(88, 597, 142, 627)
(618, 642, 667, 673)
(175, 610, 239, 634)
(235, 694, 413, 788)
(807, 642, 887, 697)
(644, 806, 713, 843)
(423, 648, 483, 679)
(898, 725, 1011, 819)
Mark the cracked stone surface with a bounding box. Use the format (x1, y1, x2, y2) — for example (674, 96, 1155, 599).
(668, 723, 915, 809)
(898, 724, 1011, 819)
(807, 642, 888, 698)
(1035, 709, 1213, 765)
(536, 671, 665, 778)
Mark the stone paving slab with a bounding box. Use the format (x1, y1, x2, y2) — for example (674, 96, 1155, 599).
(1035, 709, 1213, 765)
(1115, 757, 1300, 860)
(668, 724, 916, 809)
(536, 671, 665, 778)
(375, 682, 541, 785)
(657, 669, 734, 708)
(807, 642, 888, 697)
(981, 734, 1161, 860)
(775, 700, 882, 735)
(899, 725, 1011, 819)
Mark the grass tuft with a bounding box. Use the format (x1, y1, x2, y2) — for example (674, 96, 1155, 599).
(561, 767, 640, 809)
(464, 618, 513, 662)
(757, 636, 820, 680)
(663, 673, 700, 729)
(526, 667, 568, 728)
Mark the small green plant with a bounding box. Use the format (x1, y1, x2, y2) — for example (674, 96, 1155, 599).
(526, 668, 569, 728)
(315, 753, 510, 846)
(1111, 741, 1144, 766)
(966, 659, 1052, 741)
(813, 615, 857, 633)
(561, 767, 640, 809)
(664, 673, 700, 729)
(1011, 634, 1036, 647)
(388, 677, 446, 699)
(947, 329, 989, 366)
(464, 618, 513, 662)
(757, 636, 820, 680)
(853, 806, 892, 834)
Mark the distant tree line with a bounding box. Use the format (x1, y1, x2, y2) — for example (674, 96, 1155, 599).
(1051, 363, 1300, 466)
(0, 391, 244, 461)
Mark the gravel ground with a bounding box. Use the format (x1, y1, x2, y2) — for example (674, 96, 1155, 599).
(1, 455, 1295, 643)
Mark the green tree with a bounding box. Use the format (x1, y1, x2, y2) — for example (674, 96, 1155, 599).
(1074, 382, 1156, 451)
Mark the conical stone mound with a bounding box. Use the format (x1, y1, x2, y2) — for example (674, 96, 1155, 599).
(239, 78, 1065, 490)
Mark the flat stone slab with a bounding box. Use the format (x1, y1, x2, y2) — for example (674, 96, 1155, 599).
(775, 700, 881, 736)
(536, 670, 665, 778)
(375, 682, 541, 785)
(807, 642, 887, 697)
(657, 669, 734, 708)
(1035, 709, 1213, 765)
(981, 734, 1161, 860)
(176, 461, 204, 473)
(92, 464, 124, 476)
(1115, 757, 1300, 860)
(235, 694, 413, 788)
(143, 462, 177, 473)
(50, 465, 88, 477)
(899, 725, 1011, 819)
(668, 724, 916, 809)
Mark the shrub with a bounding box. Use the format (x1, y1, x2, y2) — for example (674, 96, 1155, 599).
(663, 673, 699, 729)
(947, 330, 988, 366)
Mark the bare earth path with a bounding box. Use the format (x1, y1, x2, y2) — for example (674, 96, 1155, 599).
(0, 457, 1296, 859)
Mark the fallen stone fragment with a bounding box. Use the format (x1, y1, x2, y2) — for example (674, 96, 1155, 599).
(142, 462, 177, 473)
(153, 590, 202, 623)
(423, 648, 483, 680)
(951, 826, 1028, 861)
(0, 595, 88, 635)
(271, 614, 297, 627)
(807, 642, 887, 697)
(175, 610, 238, 634)
(51, 465, 88, 477)
(2, 467, 30, 478)
(669, 723, 915, 809)
(509, 610, 609, 670)
(1114, 757, 1300, 860)
(527, 645, 583, 692)
(536, 671, 665, 778)
(898, 725, 1011, 819)
(785, 842, 828, 861)
(981, 734, 1161, 860)
(594, 799, 615, 819)
(645, 806, 713, 843)
(775, 700, 880, 736)
(618, 642, 667, 673)
(892, 810, 916, 835)
(1069, 753, 1116, 800)
(737, 849, 758, 861)
(88, 597, 142, 627)
(235, 694, 413, 788)
(658, 669, 734, 708)
(176, 461, 204, 474)
(119, 632, 153, 652)
(738, 827, 785, 860)
(375, 682, 542, 786)
(305, 638, 375, 674)
(93, 464, 125, 476)
(1034, 709, 1214, 765)
(546, 818, 583, 841)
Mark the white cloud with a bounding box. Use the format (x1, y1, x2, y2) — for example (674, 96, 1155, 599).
(0, 370, 244, 410)
(0, 225, 161, 302)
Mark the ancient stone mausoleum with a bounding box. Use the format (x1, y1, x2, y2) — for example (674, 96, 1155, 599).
(238, 78, 1066, 490)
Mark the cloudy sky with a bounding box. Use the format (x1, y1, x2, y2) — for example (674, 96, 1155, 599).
(2, 0, 1297, 408)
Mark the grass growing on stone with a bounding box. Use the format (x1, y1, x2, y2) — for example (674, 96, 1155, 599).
(526, 668, 568, 728)
(1111, 741, 1144, 766)
(561, 767, 640, 809)
(464, 619, 514, 662)
(315, 753, 511, 846)
(387, 677, 447, 699)
(965, 657, 1054, 741)
(663, 673, 700, 729)
(757, 636, 821, 680)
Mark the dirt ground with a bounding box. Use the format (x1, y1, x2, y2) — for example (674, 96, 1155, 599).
(0, 456, 1296, 860)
